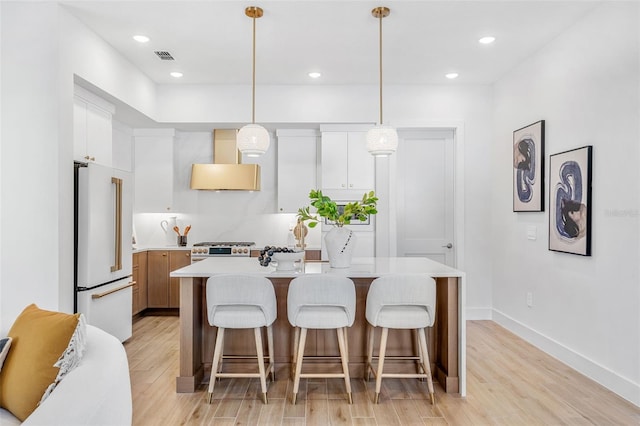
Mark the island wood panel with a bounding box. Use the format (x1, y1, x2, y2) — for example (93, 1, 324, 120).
(169, 250, 191, 308)
(434, 277, 458, 393)
(177, 277, 204, 393)
(177, 275, 459, 394)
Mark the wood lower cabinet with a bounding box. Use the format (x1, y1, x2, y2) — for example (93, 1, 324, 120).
(147, 251, 170, 308)
(132, 252, 148, 315)
(147, 249, 191, 309)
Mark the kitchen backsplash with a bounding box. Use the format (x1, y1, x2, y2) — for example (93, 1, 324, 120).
(133, 212, 321, 249)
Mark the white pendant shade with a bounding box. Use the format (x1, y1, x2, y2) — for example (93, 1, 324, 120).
(237, 123, 270, 157)
(237, 6, 269, 158)
(366, 124, 398, 157)
(369, 6, 397, 157)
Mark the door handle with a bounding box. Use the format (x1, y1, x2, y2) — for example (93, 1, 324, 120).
(110, 177, 123, 272)
(442, 243, 453, 249)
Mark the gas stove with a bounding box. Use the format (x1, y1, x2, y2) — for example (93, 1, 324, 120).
(191, 242, 255, 259)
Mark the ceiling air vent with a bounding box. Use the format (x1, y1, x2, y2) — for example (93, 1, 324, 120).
(154, 51, 175, 61)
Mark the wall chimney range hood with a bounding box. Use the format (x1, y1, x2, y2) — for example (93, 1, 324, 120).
(190, 129, 261, 191)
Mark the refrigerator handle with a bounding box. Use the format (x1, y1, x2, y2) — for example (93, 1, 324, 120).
(111, 177, 123, 272)
(91, 281, 135, 299)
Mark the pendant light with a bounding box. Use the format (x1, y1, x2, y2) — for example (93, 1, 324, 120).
(237, 6, 270, 157)
(366, 6, 398, 157)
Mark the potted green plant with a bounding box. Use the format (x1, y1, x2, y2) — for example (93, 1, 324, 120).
(297, 189, 378, 268)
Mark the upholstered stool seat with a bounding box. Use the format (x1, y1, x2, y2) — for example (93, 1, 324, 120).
(206, 274, 276, 404)
(366, 274, 437, 405)
(287, 274, 356, 404)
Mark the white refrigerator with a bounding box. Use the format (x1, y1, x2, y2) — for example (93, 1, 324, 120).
(74, 162, 133, 342)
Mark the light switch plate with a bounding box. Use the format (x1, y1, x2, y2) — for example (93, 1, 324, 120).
(527, 225, 537, 240)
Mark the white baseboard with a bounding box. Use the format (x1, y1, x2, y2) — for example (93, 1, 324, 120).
(492, 309, 640, 407)
(465, 307, 492, 320)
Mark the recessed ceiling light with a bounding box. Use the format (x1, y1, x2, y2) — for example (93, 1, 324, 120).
(308, 72, 322, 79)
(133, 35, 150, 43)
(445, 73, 459, 79)
(170, 72, 183, 78)
(479, 36, 496, 45)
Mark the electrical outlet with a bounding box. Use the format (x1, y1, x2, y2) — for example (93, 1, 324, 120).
(526, 292, 533, 307)
(527, 225, 537, 240)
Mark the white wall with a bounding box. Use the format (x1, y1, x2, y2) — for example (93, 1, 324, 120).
(0, 3, 157, 333)
(491, 2, 639, 405)
(1, 3, 63, 332)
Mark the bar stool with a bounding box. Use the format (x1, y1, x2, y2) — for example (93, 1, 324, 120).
(365, 274, 436, 404)
(287, 274, 356, 404)
(205, 274, 276, 404)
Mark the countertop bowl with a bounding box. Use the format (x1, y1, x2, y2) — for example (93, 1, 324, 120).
(271, 251, 305, 271)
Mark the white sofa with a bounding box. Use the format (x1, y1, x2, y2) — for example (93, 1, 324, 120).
(0, 325, 132, 426)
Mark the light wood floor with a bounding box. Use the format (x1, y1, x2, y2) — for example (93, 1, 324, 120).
(124, 316, 640, 425)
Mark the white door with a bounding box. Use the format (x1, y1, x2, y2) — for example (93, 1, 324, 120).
(396, 129, 455, 266)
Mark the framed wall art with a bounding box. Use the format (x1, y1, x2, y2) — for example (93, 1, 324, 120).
(549, 145, 593, 256)
(513, 120, 545, 212)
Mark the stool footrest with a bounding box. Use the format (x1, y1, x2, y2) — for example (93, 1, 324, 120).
(300, 373, 347, 379)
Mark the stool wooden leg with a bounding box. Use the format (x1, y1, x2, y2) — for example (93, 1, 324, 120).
(291, 328, 307, 405)
(291, 326, 300, 379)
(216, 331, 225, 382)
(366, 324, 375, 381)
(267, 324, 275, 382)
(337, 327, 353, 404)
(207, 327, 225, 404)
(254, 327, 268, 404)
(414, 328, 425, 380)
(418, 327, 435, 405)
(374, 327, 389, 404)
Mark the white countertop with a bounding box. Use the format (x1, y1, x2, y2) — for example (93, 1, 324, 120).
(170, 256, 465, 279)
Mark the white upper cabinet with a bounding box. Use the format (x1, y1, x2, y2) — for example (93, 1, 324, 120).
(73, 85, 115, 167)
(133, 129, 176, 213)
(276, 129, 318, 213)
(321, 130, 374, 191)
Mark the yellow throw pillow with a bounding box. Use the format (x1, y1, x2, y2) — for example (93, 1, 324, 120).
(0, 304, 80, 421)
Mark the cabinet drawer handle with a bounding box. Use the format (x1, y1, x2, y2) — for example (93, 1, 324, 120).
(162, 253, 168, 256)
(185, 252, 190, 257)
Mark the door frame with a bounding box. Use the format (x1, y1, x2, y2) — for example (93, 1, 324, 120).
(375, 121, 465, 270)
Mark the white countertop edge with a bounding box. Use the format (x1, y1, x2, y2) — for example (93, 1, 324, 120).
(170, 257, 465, 279)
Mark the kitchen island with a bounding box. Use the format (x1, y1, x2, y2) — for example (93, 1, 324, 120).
(170, 257, 466, 396)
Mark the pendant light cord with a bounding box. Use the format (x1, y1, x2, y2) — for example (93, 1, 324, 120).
(378, 13, 383, 126)
(251, 14, 257, 124)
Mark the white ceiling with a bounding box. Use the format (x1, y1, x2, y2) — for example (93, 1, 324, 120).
(63, 0, 601, 87)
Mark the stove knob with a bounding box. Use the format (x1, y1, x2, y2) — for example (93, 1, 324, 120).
(232, 248, 237, 254)
(243, 248, 248, 254)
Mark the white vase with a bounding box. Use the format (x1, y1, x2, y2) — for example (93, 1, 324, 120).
(324, 226, 357, 268)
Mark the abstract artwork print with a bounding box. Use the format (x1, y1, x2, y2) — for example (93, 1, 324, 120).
(549, 146, 593, 256)
(513, 120, 545, 212)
